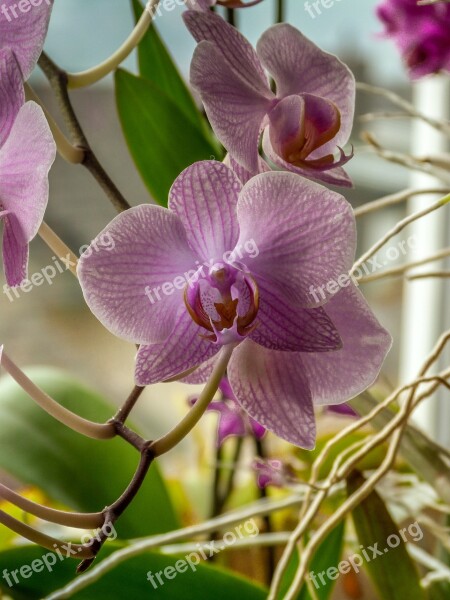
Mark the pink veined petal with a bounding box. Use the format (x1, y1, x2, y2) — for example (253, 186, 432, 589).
(263, 130, 353, 188)
(0, 102, 56, 241)
(135, 311, 220, 385)
(169, 161, 241, 262)
(1, 211, 28, 287)
(183, 9, 269, 95)
(181, 354, 219, 384)
(228, 340, 316, 448)
(256, 24, 355, 154)
(223, 153, 271, 185)
(301, 284, 392, 406)
(236, 171, 356, 308)
(0, 0, 53, 80)
(249, 278, 342, 352)
(190, 41, 273, 174)
(0, 49, 24, 148)
(77, 205, 198, 345)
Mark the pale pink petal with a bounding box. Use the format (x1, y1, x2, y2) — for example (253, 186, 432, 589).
(236, 171, 356, 307)
(0, 0, 53, 80)
(228, 340, 316, 448)
(190, 41, 272, 173)
(302, 284, 392, 405)
(0, 49, 24, 147)
(169, 161, 241, 261)
(183, 9, 269, 95)
(77, 205, 198, 345)
(0, 102, 56, 241)
(135, 312, 219, 385)
(1, 212, 28, 287)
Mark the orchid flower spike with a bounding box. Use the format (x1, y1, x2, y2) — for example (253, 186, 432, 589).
(0, 0, 53, 80)
(78, 161, 391, 449)
(0, 49, 56, 286)
(184, 11, 355, 187)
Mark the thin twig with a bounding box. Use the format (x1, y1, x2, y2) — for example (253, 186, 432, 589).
(354, 188, 450, 217)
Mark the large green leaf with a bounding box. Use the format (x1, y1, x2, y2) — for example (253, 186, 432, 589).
(131, 0, 202, 129)
(0, 547, 267, 600)
(347, 470, 426, 600)
(0, 368, 179, 539)
(115, 68, 218, 206)
(277, 521, 345, 600)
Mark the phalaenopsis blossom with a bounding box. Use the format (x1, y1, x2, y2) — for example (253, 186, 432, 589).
(0, 49, 56, 286)
(184, 11, 355, 187)
(377, 0, 450, 79)
(78, 161, 390, 448)
(0, 0, 53, 80)
(190, 377, 265, 447)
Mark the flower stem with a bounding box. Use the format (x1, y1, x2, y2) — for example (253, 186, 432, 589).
(150, 344, 236, 457)
(66, 0, 160, 89)
(24, 84, 85, 165)
(0, 351, 116, 440)
(38, 222, 79, 277)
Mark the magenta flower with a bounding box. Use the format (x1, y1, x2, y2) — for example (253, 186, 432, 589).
(0, 49, 56, 286)
(190, 377, 265, 446)
(0, 0, 53, 80)
(184, 11, 355, 187)
(253, 459, 287, 489)
(377, 0, 450, 79)
(78, 161, 390, 448)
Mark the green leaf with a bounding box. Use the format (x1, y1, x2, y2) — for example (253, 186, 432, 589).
(347, 470, 426, 600)
(428, 580, 450, 600)
(277, 521, 345, 600)
(0, 547, 267, 599)
(131, 0, 202, 129)
(115, 68, 218, 206)
(0, 368, 179, 539)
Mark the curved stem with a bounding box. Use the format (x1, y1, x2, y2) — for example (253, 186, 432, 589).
(0, 351, 116, 440)
(38, 222, 79, 277)
(0, 510, 95, 559)
(66, 0, 160, 89)
(24, 84, 85, 165)
(150, 344, 236, 457)
(0, 484, 102, 529)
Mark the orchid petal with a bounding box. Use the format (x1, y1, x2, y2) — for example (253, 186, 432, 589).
(1, 212, 28, 287)
(0, 49, 24, 147)
(228, 340, 316, 448)
(250, 278, 342, 352)
(77, 205, 198, 345)
(0, 102, 56, 241)
(190, 41, 272, 173)
(183, 9, 269, 95)
(135, 311, 219, 385)
(236, 171, 356, 307)
(169, 161, 241, 261)
(0, 0, 53, 80)
(301, 284, 392, 405)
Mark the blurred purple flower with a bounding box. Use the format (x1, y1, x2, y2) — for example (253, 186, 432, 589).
(0, 49, 56, 286)
(376, 0, 450, 78)
(78, 160, 391, 448)
(253, 458, 287, 489)
(190, 377, 265, 446)
(326, 403, 358, 418)
(184, 11, 355, 187)
(0, 0, 53, 80)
